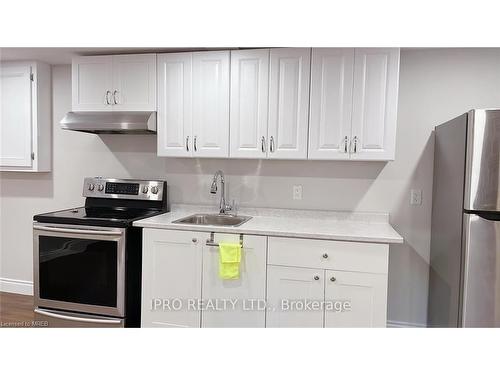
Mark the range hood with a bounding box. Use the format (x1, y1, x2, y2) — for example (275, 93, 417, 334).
(60, 111, 157, 134)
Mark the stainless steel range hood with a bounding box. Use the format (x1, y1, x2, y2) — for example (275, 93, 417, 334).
(60, 111, 157, 134)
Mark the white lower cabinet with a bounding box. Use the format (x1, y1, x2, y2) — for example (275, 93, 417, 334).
(141, 229, 389, 328)
(141, 229, 266, 328)
(266, 237, 389, 328)
(141, 229, 203, 328)
(324, 270, 387, 328)
(266, 266, 325, 328)
(201, 233, 267, 328)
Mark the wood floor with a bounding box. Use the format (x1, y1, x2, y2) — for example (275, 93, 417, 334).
(0, 292, 35, 328)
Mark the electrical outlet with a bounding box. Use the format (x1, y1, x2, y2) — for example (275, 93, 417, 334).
(293, 185, 303, 200)
(410, 189, 422, 205)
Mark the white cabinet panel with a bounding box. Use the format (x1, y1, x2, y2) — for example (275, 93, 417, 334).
(268, 236, 389, 274)
(201, 234, 267, 327)
(141, 229, 203, 328)
(308, 48, 354, 160)
(351, 48, 400, 160)
(266, 265, 324, 328)
(72, 56, 113, 111)
(268, 48, 311, 160)
(112, 54, 156, 111)
(192, 51, 230, 157)
(0, 64, 32, 167)
(1, 61, 51, 172)
(324, 270, 387, 327)
(157, 53, 192, 157)
(229, 49, 269, 159)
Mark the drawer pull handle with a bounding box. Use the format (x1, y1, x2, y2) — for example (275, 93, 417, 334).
(330, 276, 336, 282)
(192, 238, 198, 243)
(322, 253, 329, 259)
(314, 275, 320, 281)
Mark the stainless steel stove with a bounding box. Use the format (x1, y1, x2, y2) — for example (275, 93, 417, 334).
(33, 177, 168, 327)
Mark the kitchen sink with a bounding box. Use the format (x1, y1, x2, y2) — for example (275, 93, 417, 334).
(172, 213, 252, 227)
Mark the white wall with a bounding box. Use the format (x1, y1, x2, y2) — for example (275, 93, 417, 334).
(2, 49, 500, 326)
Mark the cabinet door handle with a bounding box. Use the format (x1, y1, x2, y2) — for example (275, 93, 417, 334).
(314, 275, 320, 281)
(322, 253, 329, 259)
(194, 136, 198, 152)
(105, 90, 111, 105)
(261, 136, 266, 153)
(186, 136, 190, 152)
(343, 136, 349, 153)
(113, 90, 119, 105)
(352, 136, 358, 153)
(270, 136, 275, 153)
(330, 276, 336, 282)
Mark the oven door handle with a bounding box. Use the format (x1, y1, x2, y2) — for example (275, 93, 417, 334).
(33, 225, 123, 236)
(34, 308, 123, 325)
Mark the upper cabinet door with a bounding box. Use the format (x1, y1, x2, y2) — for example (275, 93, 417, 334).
(111, 54, 156, 111)
(229, 49, 269, 159)
(72, 56, 113, 111)
(268, 48, 311, 160)
(324, 270, 387, 328)
(350, 48, 400, 161)
(192, 51, 230, 158)
(0, 64, 32, 167)
(308, 48, 354, 160)
(157, 53, 193, 157)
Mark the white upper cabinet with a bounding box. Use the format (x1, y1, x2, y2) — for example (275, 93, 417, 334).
(72, 56, 113, 111)
(1, 64, 32, 167)
(229, 49, 270, 159)
(157, 51, 230, 158)
(192, 51, 230, 157)
(72, 54, 156, 112)
(111, 54, 156, 111)
(308, 48, 354, 160)
(268, 48, 311, 159)
(350, 48, 400, 160)
(0, 61, 51, 172)
(86, 48, 401, 161)
(157, 53, 192, 157)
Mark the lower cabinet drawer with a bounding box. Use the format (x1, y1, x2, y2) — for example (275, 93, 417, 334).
(267, 237, 389, 274)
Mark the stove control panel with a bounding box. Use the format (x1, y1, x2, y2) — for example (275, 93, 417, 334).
(83, 177, 165, 201)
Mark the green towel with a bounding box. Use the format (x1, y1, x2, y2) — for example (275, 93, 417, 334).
(218, 242, 242, 280)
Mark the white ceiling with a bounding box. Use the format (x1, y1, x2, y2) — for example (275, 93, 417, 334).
(0, 47, 236, 65)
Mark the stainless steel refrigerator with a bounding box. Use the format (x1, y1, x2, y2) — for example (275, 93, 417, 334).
(429, 109, 500, 327)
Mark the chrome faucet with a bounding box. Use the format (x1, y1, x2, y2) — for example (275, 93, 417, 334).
(210, 170, 232, 214)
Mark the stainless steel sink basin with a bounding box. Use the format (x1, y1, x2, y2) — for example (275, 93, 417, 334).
(172, 213, 252, 227)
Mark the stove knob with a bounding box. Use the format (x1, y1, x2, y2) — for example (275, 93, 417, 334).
(88, 183, 95, 191)
(151, 186, 159, 194)
(142, 186, 149, 194)
(97, 184, 104, 191)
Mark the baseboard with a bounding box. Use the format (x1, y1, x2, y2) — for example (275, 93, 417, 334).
(387, 319, 427, 328)
(0, 277, 34, 296)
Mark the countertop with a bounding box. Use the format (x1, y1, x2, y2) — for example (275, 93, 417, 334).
(134, 204, 404, 244)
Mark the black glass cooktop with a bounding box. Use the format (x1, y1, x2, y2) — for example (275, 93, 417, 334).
(34, 206, 164, 228)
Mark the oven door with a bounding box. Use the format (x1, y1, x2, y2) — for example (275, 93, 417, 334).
(33, 223, 126, 317)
